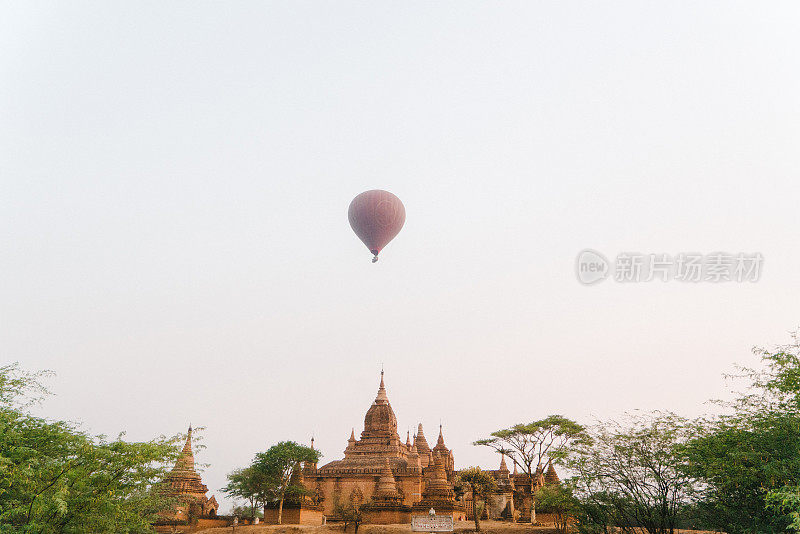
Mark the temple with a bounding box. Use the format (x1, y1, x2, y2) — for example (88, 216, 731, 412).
(156, 372, 560, 528)
(284, 371, 466, 524)
(463, 453, 560, 522)
(155, 426, 219, 527)
(277, 372, 561, 525)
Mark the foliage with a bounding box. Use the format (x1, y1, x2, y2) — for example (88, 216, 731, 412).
(537, 483, 578, 533)
(222, 466, 269, 520)
(766, 485, 800, 533)
(744, 330, 800, 411)
(230, 503, 263, 519)
(475, 415, 590, 473)
(0, 363, 52, 409)
(681, 331, 800, 533)
(474, 415, 589, 521)
(456, 467, 497, 531)
(333, 497, 364, 534)
(0, 363, 180, 534)
(567, 412, 695, 534)
(250, 441, 321, 524)
(681, 411, 800, 533)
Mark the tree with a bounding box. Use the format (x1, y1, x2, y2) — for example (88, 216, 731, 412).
(222, 466, 265, 521)
(475, 415, 589, 522)
(537, 483, 578, 533)
(253, 441, 321, 524)
(681, 331, 800, 533)
(568, 412, 695, 534)
(457, 467, 497, 532)
(230, 504, 263, 520)
(333, 498, 364, 534)
(681, 411, 800, 533)
(766, 486, 800, 533)
(0, 363, 180, 533)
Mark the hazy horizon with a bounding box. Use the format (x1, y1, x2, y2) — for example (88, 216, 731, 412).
(2, 1, 799, 511)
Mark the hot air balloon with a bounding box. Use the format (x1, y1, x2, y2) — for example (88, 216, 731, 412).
(348, 190, 405, 263)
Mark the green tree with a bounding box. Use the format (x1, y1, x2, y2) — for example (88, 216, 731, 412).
(457, 467, 497, 532)
(230, 503, 263, 519)
(0, 363, 180, 533)
(766, 486, 800, 533)
(222, 466, 266, 521)
(475, 415, 589, 523)
(568, 412, 695, 534)
(254, 441, 321, 524)
(333, 498, 364, 534)
(537, 483, 578, 533)
(681, 331, 800, 533)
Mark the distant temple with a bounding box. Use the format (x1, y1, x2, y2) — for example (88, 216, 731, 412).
(158, 373, 560, 527)
(156, 426, 219, 525)
(276, 371, 465, 524)
(277, 372, 560, 525)
(465, 452, 561, 522)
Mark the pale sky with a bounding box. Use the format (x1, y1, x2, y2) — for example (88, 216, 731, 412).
(2, 1, 800, 512)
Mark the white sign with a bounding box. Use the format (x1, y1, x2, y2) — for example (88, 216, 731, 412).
(412, 515, 454, 532)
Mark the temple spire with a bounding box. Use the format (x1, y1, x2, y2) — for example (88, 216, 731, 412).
(182, 425, 193, 455)
(161, 424, 213, 518)
(416, 423, 430, 454)
(305, 435, 318, 470)
(545, 460, 559, 484)
(171, 424, 197, 475)
(374, 458, 401, 502)
(375, 370, 389, 403)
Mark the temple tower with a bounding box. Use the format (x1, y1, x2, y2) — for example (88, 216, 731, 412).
(157, 425, 219, 523)
(412, 450, 464, 520)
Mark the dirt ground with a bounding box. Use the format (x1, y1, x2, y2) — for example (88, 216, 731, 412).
(193, 524, 728, 534)
(194, 521, 559, 534)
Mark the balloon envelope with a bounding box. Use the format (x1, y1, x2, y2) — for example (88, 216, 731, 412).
(348, 190, 405, 261)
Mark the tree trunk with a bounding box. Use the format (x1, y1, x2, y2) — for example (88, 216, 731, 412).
(472, 491, 481, 532)
(278, 495, 284, 525)
(529, 477, 536, 524)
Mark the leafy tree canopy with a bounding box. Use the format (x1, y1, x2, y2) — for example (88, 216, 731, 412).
(456, 467, 497, 532)
(244, 441, 321, 524)
(568, 412, 696, 534)
(537, 483, 578, 534)
(0, 363, 181, 534)
(681, 331, 800, 533)
(474, 415, 590, 475)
